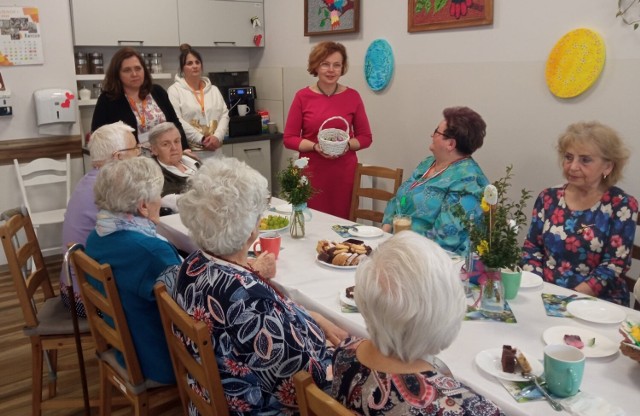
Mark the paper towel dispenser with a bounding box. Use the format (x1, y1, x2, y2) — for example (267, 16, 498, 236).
(34, 89, 76, 126)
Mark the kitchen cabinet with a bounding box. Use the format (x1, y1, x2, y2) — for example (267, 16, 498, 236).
(177, 0, 264, 47)
(222, 139, 271, 189)
(70, 0, 179, 46)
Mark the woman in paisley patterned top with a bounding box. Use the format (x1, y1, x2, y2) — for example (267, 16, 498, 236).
(382, 106, 489, 255)
(331, 231, 504, 416)
(174, 157, 347, 415)
(522, 121, 638, 305)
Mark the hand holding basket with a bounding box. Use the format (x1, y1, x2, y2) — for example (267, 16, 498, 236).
(317, 116, 350, 156)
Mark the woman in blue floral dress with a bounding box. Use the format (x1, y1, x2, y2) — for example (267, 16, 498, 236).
(174, 157, 347, 415)
(522, 122, 638, 305)
(382, 107, 489, 255)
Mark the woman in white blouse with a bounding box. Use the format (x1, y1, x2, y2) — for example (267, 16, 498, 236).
(168, 43, 230, 152)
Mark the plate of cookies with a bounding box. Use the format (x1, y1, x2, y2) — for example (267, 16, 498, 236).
(475, 346, 543, 382)
(316, 239, 372, 269)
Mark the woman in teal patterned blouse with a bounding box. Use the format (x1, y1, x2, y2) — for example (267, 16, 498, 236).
(382, 106, 489, 255)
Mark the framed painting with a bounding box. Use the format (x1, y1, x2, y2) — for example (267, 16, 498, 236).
(304, 0, 360, 36)
(408, 0, 493, 33)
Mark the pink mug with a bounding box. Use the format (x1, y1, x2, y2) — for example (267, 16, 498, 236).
(252, 232, 281, 259)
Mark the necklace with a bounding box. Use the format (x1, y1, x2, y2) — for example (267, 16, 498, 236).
(316, 81, 338, 97)
(409, 157, 469, 191)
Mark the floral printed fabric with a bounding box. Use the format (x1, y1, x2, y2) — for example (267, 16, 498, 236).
(522, 185, 638, 305)
(331, 337, 505, 416)
(382, 156, 489, 255)
(173, 251, 333, 415)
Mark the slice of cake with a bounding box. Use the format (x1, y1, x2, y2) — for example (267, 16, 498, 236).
(501, 345, 517, 373)
(516, 352, 532, 375)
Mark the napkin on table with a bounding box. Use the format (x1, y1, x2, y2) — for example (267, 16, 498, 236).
(559, 391, 625, 416)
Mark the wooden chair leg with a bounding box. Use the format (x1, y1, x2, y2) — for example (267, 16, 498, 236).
(100, 365, 111, 416)
(45, 348, 58, 398)
(31, 340, 43, 416)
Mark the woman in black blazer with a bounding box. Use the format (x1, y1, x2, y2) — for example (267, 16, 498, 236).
(91, 47, 189, 151)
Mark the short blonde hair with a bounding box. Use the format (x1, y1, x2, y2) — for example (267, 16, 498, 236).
(557, 121, 630, 188)
(354, 231, 466, 362)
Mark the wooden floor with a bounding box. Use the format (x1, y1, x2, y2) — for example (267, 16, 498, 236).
(0, 256, 182, 416)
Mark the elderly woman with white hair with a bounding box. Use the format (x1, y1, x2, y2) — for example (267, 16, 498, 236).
(86, 157, 182, 384)
(174, 157, 347, 414)
(331, 231, 504, 415)
(149, 122, 200, 202)
(60, 121, 140, 316)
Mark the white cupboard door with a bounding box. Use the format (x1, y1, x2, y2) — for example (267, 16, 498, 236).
(70, 0, 179, 46)
(231, 141, 271, 189)
(178, 0, 264, 47)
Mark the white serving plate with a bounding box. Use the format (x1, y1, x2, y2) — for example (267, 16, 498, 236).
(475, 348, 543, 382)
(348, 225, 383, 238)
(567, 299, 626, 324)
(542, 325, 619, 358)
(520, 271, 543, 289)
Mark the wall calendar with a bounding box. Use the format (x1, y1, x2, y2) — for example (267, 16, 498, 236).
(0, 6, 44, 66)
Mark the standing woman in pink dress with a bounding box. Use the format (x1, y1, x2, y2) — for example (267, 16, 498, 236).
(284, 41, 373, 219)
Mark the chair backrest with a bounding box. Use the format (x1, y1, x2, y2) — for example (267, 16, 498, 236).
(349, 163, 403, 224)
(154, 284, 229, 416)
(14, 154, 71, 215)
(626, 214, 640, 310)
(293, 371, 352, 416)
(70, 247, 146, 385)
(0, 208, 55, 328)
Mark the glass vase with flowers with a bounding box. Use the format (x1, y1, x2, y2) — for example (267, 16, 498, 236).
(277, 157, 315, 238)
(458, 165, 532, 317)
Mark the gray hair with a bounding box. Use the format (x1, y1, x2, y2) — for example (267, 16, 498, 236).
(148, 122, 179, 147)
(88, 121, 135, 164)
(354, 231, 466, 362)
(94, 157, 163, 214)
(178, 158, 268, 255)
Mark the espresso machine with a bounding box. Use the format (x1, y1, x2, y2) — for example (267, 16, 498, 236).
(227, 86, 261, 137)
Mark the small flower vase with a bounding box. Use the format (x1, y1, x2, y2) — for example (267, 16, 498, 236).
(290, 203, 310, 239)
(479, 268, 505, 318)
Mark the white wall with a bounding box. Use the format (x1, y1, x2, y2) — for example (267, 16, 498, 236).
(255, 0, 640, 239)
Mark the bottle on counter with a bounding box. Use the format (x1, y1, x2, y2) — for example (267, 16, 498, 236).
(75, 52, 88, 74)
(92, 83, 102, 99)
(150, 53, 163, 73)
(79, 86, 91, 101)
(89, 52, 104, 74)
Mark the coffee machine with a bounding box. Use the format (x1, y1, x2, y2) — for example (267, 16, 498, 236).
(228, 86, 256, 117)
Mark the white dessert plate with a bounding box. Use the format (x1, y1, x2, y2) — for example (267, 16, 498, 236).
(542, 325, 619, 358)
(274, 204, 292, 214)
(259, 214, 289, 234)
(316, 256, 357, 270)
(339, 286, 357, 307)
(475, 348, 543, 382)
(567, 299, 626, 324)
(348, 225, 383, 238)
(520, 271, 543, 289)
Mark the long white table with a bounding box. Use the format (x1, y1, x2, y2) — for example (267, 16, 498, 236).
(159, 199, 640, 416)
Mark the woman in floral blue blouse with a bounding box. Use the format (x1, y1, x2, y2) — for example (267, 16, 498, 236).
(382, 106, 489, 255)
(174, 157, 347, 414)
(522, 121, 638, 305)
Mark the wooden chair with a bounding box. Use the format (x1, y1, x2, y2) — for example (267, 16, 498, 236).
(14, 154, 71, 255)
(624, 214, 640, 310)
(0, 208, 94, 416)
(349, 163, 403, 224)
(70, 247, 180, 415)
(154, 284, 229, 416)
(293, 371, 352, 416)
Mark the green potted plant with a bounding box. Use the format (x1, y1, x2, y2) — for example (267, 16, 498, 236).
(277, 157, 315, 238)
(458, 165, 532, 315)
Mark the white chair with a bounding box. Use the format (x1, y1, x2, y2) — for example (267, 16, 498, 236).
(14, 154, 71, 254)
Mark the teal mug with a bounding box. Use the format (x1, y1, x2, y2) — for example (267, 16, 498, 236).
(543, 344, 585, 397)
(501, 268, 522, 300)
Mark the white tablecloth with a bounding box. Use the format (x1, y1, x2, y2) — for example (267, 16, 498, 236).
(159, 198, 640, 416)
